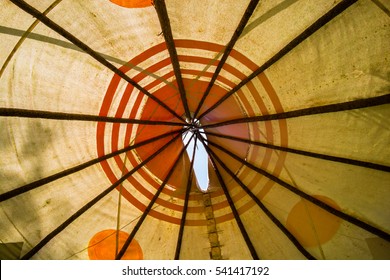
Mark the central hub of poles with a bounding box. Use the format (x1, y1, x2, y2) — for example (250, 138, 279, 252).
(182, 117, 209, 191)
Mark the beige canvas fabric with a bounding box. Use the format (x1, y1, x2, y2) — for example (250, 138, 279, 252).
(0, 0, 389, 260)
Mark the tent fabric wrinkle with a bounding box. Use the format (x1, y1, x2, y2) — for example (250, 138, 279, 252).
(0, 0, 389, 260)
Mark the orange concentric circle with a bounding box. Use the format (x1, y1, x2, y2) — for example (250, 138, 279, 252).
(97, 40, 288, 225)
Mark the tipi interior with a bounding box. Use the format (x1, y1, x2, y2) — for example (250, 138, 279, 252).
(0, 0, 389, 260)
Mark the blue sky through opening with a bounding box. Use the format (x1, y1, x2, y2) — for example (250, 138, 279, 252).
(182, 128, 209, 191)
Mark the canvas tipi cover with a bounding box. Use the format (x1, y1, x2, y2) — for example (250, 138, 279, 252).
(0, 0, 389, 260)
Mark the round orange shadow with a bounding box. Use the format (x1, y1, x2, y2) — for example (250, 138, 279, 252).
(88, 229, 143, 260)
(110, 0, 153, 8)
(286, 195, 342, 247)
